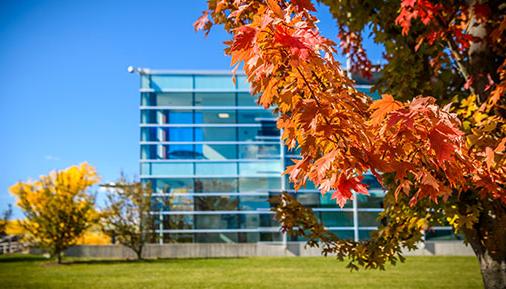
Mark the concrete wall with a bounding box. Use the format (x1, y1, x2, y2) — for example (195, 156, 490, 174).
(63, 241, 474, 259)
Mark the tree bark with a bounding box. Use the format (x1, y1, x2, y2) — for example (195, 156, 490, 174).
(476, 251, 506, 289)
(134, 245, 143, 260)
(464, 200, 506, 289)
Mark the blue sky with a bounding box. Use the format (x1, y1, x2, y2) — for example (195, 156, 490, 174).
(0, 0, 383, 217)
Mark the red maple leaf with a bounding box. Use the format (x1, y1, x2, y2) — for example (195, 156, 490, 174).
(290, 0, 316, 12)
(428, 123, 459, 164)
(274, 25, 312, 61)
(331, 174, 368, 207)
(231, 26, 257, 51)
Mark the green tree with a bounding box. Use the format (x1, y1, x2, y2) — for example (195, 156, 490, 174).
(100, 177, 156, 260)
(10, 163, 99, 263)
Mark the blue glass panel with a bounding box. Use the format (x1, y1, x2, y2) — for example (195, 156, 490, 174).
(293, 193, 320, 208)
(239, 177, 281, 192)
(237, 92, 257, 106)
(194, 75, 235, 90)
(141, 75, 150, 89)
(140, 110, 157, 124)
(239, 196, 271, 210)
(149, 162, 193, 176)
(359, 230, 375, 240)
(196, 110, 236, 123)
(193, 195, 239, 211)
(156, 92, 193, 106)
(168, 111, 193, 124)
(238, 144, 280, 159)
(167, 144, 196, 159)
(141, 127, 159, 141)
(141, 93, 155, 106)
(151, 75, 193, 90)
(195, 127, 236, 142)
(140, 145, 158, 159)
(195, 162, 238, 175)
(357, 86, 381, 100)
(141, 163, 150, 175)
(162, 232, 283, 243)
(260, 232, 282, 242)
(239, 161, 282, 176)
(195, 144, 237, 159)
(238, 126, 280, 141)
(194, 92, 235, 106)
(319, 212, 354, 227)
(194, 178, 238, 193)
(168, 128, 193, 142)
(194, 111, 203, 124)
(237, 110, 275, 123)
(154, 178, 194, 194)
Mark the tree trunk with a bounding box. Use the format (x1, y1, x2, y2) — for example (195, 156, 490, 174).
(134, 245, 143, 260)
(464, 200, 506, 289)
(57, 252, 62, 264)
(476, 251, 506, 289)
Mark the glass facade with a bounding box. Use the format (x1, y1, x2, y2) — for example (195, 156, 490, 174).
(139, 70, 454, 244)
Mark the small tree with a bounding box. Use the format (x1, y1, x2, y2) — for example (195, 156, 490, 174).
(101, 178, 155, 260)
(9, 163, 99, 263)
(0, 204, 13, 237)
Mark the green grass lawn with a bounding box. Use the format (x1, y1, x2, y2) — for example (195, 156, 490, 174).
(0, 255, 482, 289)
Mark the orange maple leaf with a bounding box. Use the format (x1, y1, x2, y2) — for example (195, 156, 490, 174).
(368, 94, 403, 126)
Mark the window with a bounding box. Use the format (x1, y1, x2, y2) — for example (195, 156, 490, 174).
(195, 162, 238, 175)
(237, 110, 275, 123)
(194, 178, 238, 193)
(194, 75, 235, 90)
(195, 144, 237, 160)
(237, 92, 257, 106)
(238, 144, 280, 159)
(195, 127, 236, 142)
(194, 92, 235, 106)
(143, 162, 193, 176)
(156, 92, 193, 106)
(166, 144, 196, 159)
(195, 110, 236, 124)
(239, 177, 281, 192)
(167, 128, 193, 142)
(151, 75, 193, 90)
(239, 161, 282, 176)
(168, 111, 192, 124)
(153, 178, 194, 194)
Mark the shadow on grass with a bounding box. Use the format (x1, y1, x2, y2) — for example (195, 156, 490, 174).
(61, 256, 247, 266)
(0, 254, 49, 263)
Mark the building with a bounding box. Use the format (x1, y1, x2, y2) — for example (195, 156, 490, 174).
(137, 69, 452, 244)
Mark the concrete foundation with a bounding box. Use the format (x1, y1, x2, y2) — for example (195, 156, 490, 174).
(63, 241, 474, 259)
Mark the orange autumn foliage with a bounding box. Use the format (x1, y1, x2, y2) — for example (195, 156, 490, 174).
(194, 0, 504, 207)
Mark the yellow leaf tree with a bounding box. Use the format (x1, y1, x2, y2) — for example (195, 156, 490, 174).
(10, 163, 99, 263)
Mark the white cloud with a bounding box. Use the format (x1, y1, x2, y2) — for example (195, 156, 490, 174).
(44, 155, 61, 161)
